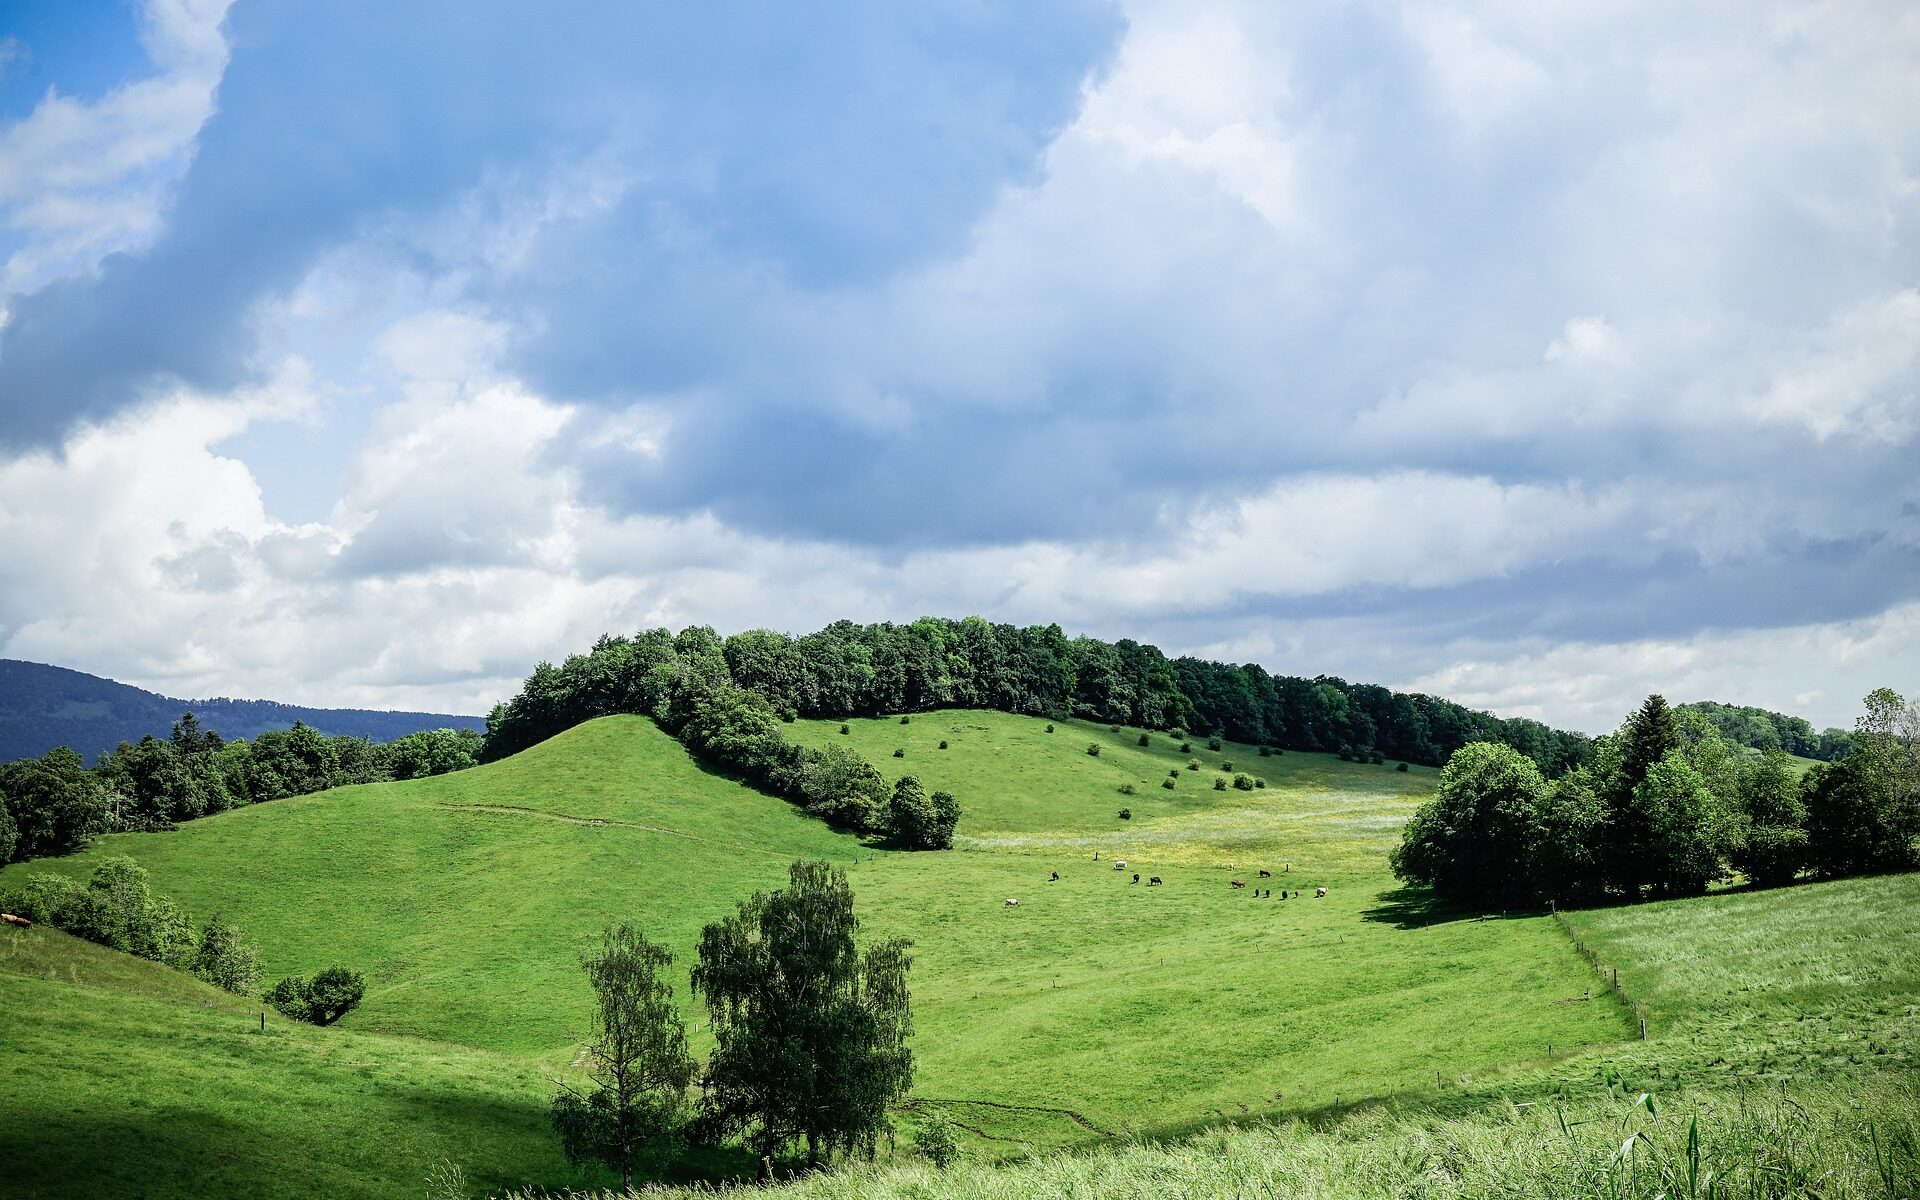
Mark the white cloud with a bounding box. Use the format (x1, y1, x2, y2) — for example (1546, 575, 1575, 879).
(1399, 601, 1920, 735)
(0, 0, 232, 292)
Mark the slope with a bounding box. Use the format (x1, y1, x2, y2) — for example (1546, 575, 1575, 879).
(0, 923, 572, 1200)
(4, 709, 1631, 1159)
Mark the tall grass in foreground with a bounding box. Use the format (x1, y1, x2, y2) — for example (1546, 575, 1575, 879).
(494, 1074, 1918, 1199)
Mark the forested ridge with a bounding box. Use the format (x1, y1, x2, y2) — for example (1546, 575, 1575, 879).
(480, 619, 1591, 771)
(0, 659, 484, 764)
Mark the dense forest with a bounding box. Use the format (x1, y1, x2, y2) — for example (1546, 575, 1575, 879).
(1393, 689, 1920, 906)
(0, 658, 484, 764)
(480, 618, 1591, 774)
(0, 715, 481, 868)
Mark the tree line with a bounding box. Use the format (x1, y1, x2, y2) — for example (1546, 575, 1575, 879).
(1674, 699, 1852, 761)
(1393, 688, 1920, 906)
(480, 617, 1591, 798)
(0, 713, 481, 868)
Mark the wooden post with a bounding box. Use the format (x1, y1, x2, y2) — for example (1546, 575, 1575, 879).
(1612, 967, 1618, 988)
(259, 1011, 265, 1032)
(1639, 1016, 1647, 1040)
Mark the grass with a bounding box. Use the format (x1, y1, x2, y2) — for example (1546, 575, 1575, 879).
(508, 1074, 1919, 1199)
(3, 708, 1914, 1197)
(0, 924, 573, 1199)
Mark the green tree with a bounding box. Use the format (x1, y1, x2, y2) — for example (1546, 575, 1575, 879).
(1629, 753, 1733, 896)
(264, 965, 366, 1025)
(692, 861, 913, 1167)
(1731, 751, 1806, 887)
(1528, 770, 1611, 903)
(0, 802, 16, 865)
(190, 914, 263, 994)
(551, 926, 694, 1190)
(1390, 742, 1547, 904)
(0, 748, 109, 860)
(887, 776, 937, 849)
(928, 790, 960, 850)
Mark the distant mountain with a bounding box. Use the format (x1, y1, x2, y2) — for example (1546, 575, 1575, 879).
(0, 659, 486, 764)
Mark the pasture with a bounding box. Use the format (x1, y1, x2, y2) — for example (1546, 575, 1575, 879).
(8, 710, 1905, 1197)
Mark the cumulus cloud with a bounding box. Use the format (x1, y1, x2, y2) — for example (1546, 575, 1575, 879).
(0, 0, 1917, 731)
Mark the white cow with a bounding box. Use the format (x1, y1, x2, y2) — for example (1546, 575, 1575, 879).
(1315, 887, 1328, 898)
(1114, 860, 1127, 870)
(1004, 898, 1021, 907)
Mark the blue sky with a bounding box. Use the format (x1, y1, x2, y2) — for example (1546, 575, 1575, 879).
(0, 0, 1916, 732)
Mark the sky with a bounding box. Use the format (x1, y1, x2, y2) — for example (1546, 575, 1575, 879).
(0, 0, 1916, 734)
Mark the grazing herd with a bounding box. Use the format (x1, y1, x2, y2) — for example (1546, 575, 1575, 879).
(1004, 859, 1324, 910)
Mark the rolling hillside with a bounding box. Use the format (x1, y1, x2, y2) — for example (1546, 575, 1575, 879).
(0, 659, 485, 763)
(4, 709, 1914, 1197)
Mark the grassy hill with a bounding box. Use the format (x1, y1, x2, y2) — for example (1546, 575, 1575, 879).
(0, 658, 485, 763)
(3, 709, 1913, 1197)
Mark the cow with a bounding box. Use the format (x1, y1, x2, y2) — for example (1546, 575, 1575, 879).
(1004, 898, 1021, 907)
(1258, 869, 1272, 878)
(1050, 871, 1060, 882)
(1131, 873, 1140, 884)
(1148, 876, 1162, 886)
(1231, 880, 1246, 889)
(0, 913, 30, 929)
(1315, 887, 1328, 897)
(1280, 890, 1288, 900)
(1114, 860, 1127, 870)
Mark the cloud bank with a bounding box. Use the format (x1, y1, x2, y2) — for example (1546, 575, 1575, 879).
(0, 0, 1916, 733)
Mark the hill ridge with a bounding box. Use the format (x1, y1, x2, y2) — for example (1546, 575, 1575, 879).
(0, 658, 484, 763)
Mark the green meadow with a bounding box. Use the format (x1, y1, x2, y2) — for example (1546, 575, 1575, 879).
(3, 710, 1914, 1197)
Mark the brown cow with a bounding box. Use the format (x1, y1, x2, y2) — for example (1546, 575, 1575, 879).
(1230, 880, 1246, 889)
(1, 913, 31, 928)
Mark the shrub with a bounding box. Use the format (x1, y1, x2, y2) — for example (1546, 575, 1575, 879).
(1180, 742, 1192, 753)
(1168, 769, 1180, 778)
(780, 709, 796, 724)
(1371, 751, 1385, 765)
(1255, 778, 1266, 788)
(265, 965, 366, 1025)
(1233, 774, 1255, 791)
(1109, 725, 1120, 733)
(1338, 745, 1354, 761)
(938, 740, 949, 750)
(893, 748, 906, 758)
(1222, 761, 1233, 773)
(1213, 777, 1227, 791)
(1086, 743, 1101, 757)
(1186, 758, 1200, 771)
(1272, 748, 1284, 756)
(1208, 737, 1222, 751)
(1160, 778, 1175, 790)
(1137, 733, 1150, 746)
(839, 724, 850, 735)
(1118, 808, 1132, 820)
(1118, 783, 1137, 796)
(1397, 762, 1410, 772)
(900, 715, 911, 725)
(1045, 724, 1055, 733)
(915, 1112, 959, 1169)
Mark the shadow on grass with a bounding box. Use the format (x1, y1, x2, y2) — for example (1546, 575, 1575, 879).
(1360, 886, 1547, 929)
